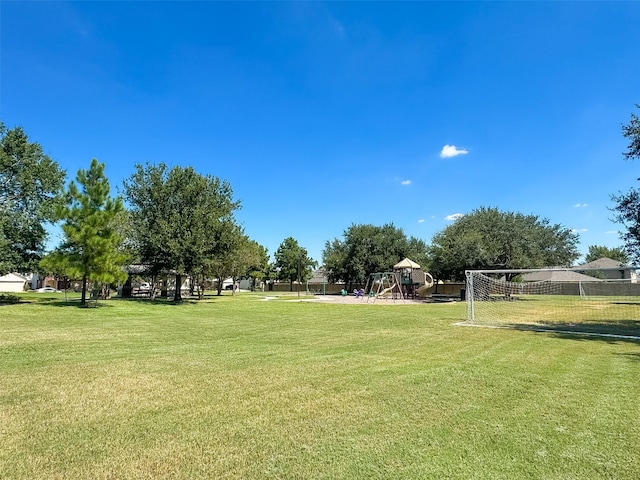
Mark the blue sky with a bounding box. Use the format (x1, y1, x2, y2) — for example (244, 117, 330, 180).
(2, 1, 639, 264)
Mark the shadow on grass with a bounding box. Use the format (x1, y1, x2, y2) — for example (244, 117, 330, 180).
(110, 296, 216, 306)
(616, 352, 640, 362)
(46, 299, 115, 308)
(3, 294, 221, 308)
(2, 296, 80, 307)
(47, 297, 214, 307)
(506, 320, 640, 344)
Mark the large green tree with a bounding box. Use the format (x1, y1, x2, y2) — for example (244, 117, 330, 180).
(274, 237, 317, 291)
(123, 163, 240, 301)
(322, 223, 429, 289)
(429, 207, 580, 281)
(0, 123, 65, 275)
(611, 105, 640, 264)
(584, 245, 628, 264)
(40, 159, 127, 305)
(203, 220, 265, 296)
(245, 242, 270, 291)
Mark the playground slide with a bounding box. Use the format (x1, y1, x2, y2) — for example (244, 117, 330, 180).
(377, 283, 397, 298)
(416, 272, 435, 297)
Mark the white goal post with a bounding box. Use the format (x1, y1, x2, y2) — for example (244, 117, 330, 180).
(465, 267, 640, 327)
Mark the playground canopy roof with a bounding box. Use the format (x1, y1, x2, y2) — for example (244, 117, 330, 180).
(394, 258, 421, 269)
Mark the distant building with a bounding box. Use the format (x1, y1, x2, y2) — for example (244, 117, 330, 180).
(0, 273, 30, 292)
(520, 269, 603, 283)
(575, 257, 637, 282)
(306, 267, 345, 294)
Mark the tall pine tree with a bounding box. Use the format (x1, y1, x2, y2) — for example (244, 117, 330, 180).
(41, 159, 127, 305)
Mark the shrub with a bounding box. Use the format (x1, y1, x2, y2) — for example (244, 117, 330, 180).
(0, 293, 20, 304)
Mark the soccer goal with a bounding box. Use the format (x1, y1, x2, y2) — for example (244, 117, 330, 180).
(465, 267, 640, 332)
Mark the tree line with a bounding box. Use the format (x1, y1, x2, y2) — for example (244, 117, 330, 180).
(1, 106, 638, 303)
(0, 127, 318, 304)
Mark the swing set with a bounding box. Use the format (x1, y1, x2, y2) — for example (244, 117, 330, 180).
(362, 272, 405, 303)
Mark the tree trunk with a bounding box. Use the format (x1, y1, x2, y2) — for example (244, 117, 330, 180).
(199, 274, 206, 299)
(174, 273, 182, 302)
(81, 274, 87, 305)
(198, 275, 205, 300)
(504, 272, 516, 299)
(189, 275, 195, 297)
(289, 279, 293, 292)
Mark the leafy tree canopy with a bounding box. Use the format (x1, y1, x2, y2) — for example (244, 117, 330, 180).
(201, 220, 267, 295)
(274, 237, 317, 291)
(622, 104, 640, 161)
(322, 223, 429, 288)
(123, 163, 240, 301)
(612, 105, 640, 264)
(429, 207, 580, 281)
(40, 159, 127, 305)
(0, 122, 65, 274)
(244, 241, 270, 287)
(584, 245, 629, 264)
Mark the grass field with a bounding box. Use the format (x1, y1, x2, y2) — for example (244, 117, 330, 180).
(2, 292, 640, 479)
(469, 294, 640, 337)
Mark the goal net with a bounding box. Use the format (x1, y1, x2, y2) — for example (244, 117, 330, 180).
(465, 267, 640, 333)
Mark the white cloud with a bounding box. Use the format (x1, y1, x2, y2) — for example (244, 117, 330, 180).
(574, 203, 589, 208)
(445, 213, 464, 221)
(401, 179, 411, 185)
(605, 230, 618, 235)
(572, 228, 589, 233)
(418, 219, 425, 223)
(440, 145, 468, 158)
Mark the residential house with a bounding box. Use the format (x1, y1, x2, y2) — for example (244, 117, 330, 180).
(0, 273, 30, 292)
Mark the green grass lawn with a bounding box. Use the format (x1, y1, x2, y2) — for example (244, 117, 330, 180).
(2, 292, 640, 479)
(470, 294, 640, 337)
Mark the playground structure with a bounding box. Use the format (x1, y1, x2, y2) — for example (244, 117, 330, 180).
(305, 258, 435, 302)
(363, 272, 404, 303)
(360, 258, 435, 303)
(394, 258, 434, 299)
(416, 272, 435, 297)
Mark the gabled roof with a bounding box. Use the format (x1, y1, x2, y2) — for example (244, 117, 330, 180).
(522, 270, 602, 282)
(577, 257, 627, 270)
(0, 273, 29, 282)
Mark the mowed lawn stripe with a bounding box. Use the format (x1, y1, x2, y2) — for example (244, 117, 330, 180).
(1, 294, 639, 479)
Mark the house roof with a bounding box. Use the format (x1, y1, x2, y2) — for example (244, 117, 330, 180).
(307, 268, 329, 284)
(522, 270, 602, 282)
(0, 273, 29, 282)
(577, 257, 627, 270)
